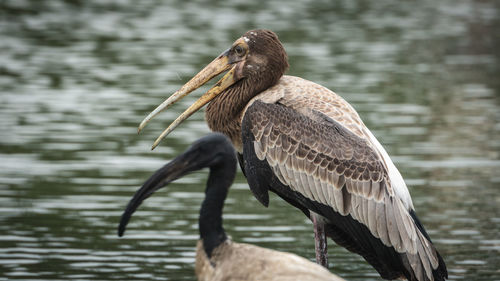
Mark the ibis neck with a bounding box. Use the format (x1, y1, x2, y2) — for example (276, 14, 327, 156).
(199, 161, 235, 258)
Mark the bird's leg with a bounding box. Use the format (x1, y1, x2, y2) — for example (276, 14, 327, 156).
(312, 212, 328, 268)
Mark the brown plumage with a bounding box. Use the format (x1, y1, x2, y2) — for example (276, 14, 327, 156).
(137, 29, 448, 281)
(118, 134, 344, 281)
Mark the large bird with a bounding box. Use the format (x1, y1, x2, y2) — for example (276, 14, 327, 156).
(118, 133, 345, 281)
(137, 29, 447, 281)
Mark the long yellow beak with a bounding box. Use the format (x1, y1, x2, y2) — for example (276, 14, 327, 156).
(138, 54, 239, 150)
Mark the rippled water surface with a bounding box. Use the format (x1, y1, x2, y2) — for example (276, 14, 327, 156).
(1, 0, 499, 280)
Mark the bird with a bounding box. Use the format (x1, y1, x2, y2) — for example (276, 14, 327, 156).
(118, 133, 346, 281)
(136, 29, 448, 281)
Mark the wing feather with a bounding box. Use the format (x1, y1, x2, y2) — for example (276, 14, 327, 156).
(323, 179, 336, 210)
(362, 181, 371, 198)
(299, 171, 315, 200)
(367, 199, 377, 237)
(394, 199, 414, 254)
(333, 188, 346, 215)
(361, 192, 369, 225)
(376, 201, 390, 245)
(371, 181, 382, 202)
(385, 196, 403, 252)
(418, 244, 433, 281)
(421, 232, 439, 268)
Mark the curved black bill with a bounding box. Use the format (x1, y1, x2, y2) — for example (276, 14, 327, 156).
(117, 157, 192, 237)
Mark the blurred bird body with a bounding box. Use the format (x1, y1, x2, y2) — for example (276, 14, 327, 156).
(195, 240, 345, 281)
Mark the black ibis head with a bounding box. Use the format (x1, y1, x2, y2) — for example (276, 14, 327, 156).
(118, 133, 236, 237)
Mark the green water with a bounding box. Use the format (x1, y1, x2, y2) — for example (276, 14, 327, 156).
(0, 0, 499, 280)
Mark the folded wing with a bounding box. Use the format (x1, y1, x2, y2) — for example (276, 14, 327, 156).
(242, 99, 447, 281)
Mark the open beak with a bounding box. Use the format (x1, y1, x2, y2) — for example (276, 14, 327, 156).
(138, 51, 239, 150)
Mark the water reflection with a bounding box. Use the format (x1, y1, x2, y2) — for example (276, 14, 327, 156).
(0, 0, 498, 280)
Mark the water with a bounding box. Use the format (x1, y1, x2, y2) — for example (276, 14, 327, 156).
(0, 0, 498, 280)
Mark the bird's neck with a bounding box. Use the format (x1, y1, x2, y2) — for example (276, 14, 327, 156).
(205, 80, 257, 151)
(199, 162, 235, 257)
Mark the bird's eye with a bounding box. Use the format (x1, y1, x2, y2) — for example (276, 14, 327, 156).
(234, 45, 245, 56)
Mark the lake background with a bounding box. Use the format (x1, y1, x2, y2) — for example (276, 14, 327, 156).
(0, 0, 499, 280)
